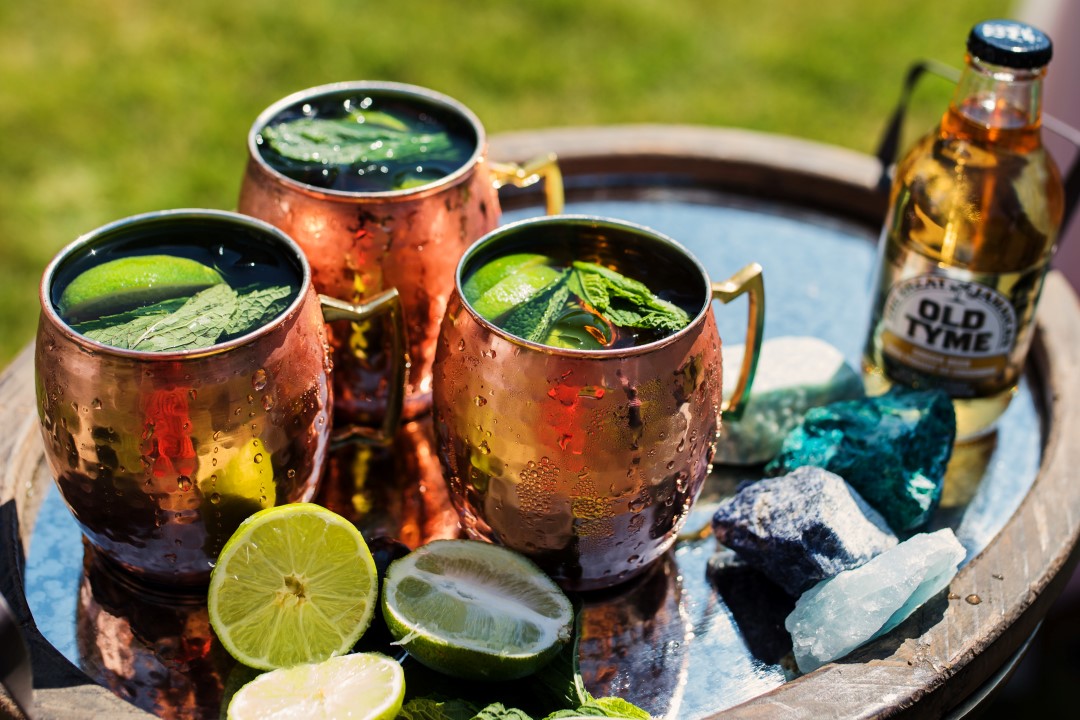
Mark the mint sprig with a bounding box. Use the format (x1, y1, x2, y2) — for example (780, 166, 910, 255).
(75, 283, 294, 351)
(261, 112, 458, 167)
(469, 256, 690, 348)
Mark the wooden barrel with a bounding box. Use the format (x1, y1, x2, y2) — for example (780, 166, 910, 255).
(2, 125, 1079, 719)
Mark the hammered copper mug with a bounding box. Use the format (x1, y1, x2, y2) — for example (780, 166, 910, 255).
(35, 209, 406, 584)
(237, 81, 564, 429)
(432, 216, 764, 591)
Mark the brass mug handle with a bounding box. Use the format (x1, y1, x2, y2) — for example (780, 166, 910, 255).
(490, 152, 565, 215)
(320, 289, 409, 447)
(712, 262, 765, 420)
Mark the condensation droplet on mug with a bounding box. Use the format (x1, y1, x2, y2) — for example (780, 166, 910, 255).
(254, 453, 264, 464)
(478, 440, 491, 455)
(474, 395, 487, 407)
(558, 434, 572, 450)
(628, 498, 646, 513)
(666, 460, 676, 470)
(209, 474, 217, 485)
(262, 394, 275, 411)
(210, 493, 222, 505)
(252, 369, 268, 391)
(627, 554, 641, 564)
(70, 401, 78, 413)
(177, 476, 192, 492)
(457, 339, 466, 351)
(287, 469, 297, 479)
(91, 398, 102, 410)
(677, 438, 687, 453)
(165, 553, 177, 564)
(189, 388, 198, 401)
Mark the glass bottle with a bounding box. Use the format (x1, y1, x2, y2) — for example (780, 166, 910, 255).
(863, 19, 1064, 439)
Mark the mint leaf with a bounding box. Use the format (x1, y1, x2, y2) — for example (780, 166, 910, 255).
(502, 274, 571, 342)
(571, 262, 689, 332)
(81, 313, 172, 349)
(474, 703, 535, 720)
(399, 698, 481, 720)
(225, 284, 294, 338)
(72, 297, 189, 336)
(261, 117, 457, 166)
(129, 284, 237, 352)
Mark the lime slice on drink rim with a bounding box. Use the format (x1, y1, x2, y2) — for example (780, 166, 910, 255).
(462, 252, 549, 304)
(208, 503, 378, 671)
(469, 264, 565, 322)
(226, 652, 404, 720)
(381, 539, 574, 681)
(57, 254, 225, 321)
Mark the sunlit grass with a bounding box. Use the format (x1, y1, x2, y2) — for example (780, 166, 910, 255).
(0, 0, 1009, 363)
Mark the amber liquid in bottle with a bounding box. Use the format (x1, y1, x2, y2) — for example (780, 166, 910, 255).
(864, 62, 1064, 439)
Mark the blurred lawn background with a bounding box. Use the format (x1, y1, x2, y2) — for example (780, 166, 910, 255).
(0, 0, 1009, 364)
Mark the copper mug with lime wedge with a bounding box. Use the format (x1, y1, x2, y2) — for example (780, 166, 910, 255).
(237, 81, 565, 430)
(35, 209, 407, 584)
(432, 216, 764, 591)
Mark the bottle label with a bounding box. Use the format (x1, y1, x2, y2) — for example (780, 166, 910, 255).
(876, 261, 1044, 398)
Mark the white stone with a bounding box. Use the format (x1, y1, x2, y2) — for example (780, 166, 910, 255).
(716, 336, 864, 465)
(784, 528, 966, 674)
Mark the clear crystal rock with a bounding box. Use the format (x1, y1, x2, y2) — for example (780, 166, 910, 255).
(784, 528, 966, 673)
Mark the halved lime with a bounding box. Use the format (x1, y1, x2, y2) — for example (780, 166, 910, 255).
(470, 265, 565, 322)
(208, 503, 378, 671)
(381, 539, 574, 681)
(462, 253, 550, 304)
(226, 652, 404, 720)
(57, 254, 225, 321)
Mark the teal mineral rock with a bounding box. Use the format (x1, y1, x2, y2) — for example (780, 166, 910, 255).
(716, 336, 865, 465)
(765, 386, 956, 532)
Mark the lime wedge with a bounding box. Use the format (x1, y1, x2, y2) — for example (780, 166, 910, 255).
(380, 539, 574, 681)
(208, 503, 378, 670)
(57, 254, 225, 321)
(226, 652, 404, 720)
(470, 265, 564, 323)
(462, 253, 550, 304)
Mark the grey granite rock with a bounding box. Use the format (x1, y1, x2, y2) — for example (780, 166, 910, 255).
(711, 466, 898, 596)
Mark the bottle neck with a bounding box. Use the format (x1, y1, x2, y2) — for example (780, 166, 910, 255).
(949, 53, 1046, 131)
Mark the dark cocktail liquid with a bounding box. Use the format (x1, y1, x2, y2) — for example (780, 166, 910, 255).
(51, 225, 301, 349)
(255, 91, 477, 193)
(462, 233, 701, 350)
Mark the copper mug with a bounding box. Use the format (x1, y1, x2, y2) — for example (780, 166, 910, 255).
(432, 216, 765, 591)
(238, 80, 564, 428)
(35, 209, 406, 584)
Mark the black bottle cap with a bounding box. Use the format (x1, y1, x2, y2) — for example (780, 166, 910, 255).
(968, 19, 1052, 69)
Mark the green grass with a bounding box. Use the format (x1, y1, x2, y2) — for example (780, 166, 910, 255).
(0, 0, 1009, 364)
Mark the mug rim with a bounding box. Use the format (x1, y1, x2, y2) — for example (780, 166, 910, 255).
(39, 208, 314, 361)
(454, 214, 714, 358)
(246, 80, 487, 201)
